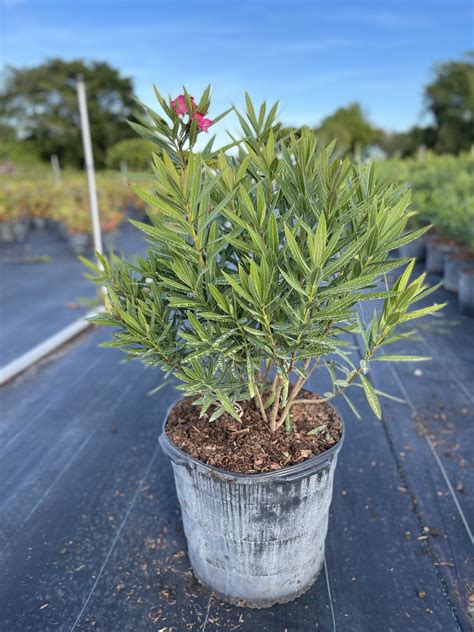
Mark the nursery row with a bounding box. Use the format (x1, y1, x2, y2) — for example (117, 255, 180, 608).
(377, 152, 474, 315)
(0, 170, 151, 254)
(377, 151, 474, 251)
(2, 152, 472, 261)
(399, 232, 474, 316)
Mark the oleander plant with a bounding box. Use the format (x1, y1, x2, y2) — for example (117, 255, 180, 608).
(86, 86, 444, 430)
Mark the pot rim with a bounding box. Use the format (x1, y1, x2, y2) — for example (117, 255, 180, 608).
(159, 398, 345, 483)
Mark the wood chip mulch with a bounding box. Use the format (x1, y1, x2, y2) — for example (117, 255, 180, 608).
(165, 389, 343, 474)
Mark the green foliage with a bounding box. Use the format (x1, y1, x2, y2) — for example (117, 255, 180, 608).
(86, 86, 442, 430)
(377, 152, 474, 250)
(379, 126, 437, 158)
(0, 139, 42, 167)
(106, 138, 155, 171)
(0, 169, 134, 232)
(0, 58, 136, 168)
(425, 52, 474, 154)
(315, 103, 382, 157)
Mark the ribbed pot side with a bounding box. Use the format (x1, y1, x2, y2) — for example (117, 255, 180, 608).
(399, 237, 426, 261)
(459, 270, 474, 317)
(443, 255, 473, 293)
(160, 407, 344, 608)
(426, 241, 456, 274)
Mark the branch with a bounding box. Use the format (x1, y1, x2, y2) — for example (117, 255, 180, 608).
(273, 357, 318, 430)
(269, 374, 282, 432)
(253, 385, 268, 423)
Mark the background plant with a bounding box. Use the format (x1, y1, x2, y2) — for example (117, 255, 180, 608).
(106, 138, 155, 172)
(0, 169, 141, 236)
(0, 59, 136, 168)
(377, 152, 474, 250)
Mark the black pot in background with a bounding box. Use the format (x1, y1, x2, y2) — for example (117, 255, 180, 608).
(459, 269, 474, 317)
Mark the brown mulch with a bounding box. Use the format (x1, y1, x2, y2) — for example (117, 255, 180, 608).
(165, 390, 343, 474)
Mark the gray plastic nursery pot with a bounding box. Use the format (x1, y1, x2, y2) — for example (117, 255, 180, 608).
(443, 252, 474, 293)
(459, 269, 474, 317)
(30, 216, 48, 230)
(160, 403, 344, 608)
(68, 232, 92, 256)
(399, 236, 427, 261)
(425, 240, 457, 275)
(0, 219, 29, 242)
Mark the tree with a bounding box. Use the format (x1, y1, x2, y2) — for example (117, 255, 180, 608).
(0, 59, 136, 167)
(315, 103, 382, 156)
(425, 52, 474, 154)
(106, 138, 154, 171)
(380, 126, 437, 158)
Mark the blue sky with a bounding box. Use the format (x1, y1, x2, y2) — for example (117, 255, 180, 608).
(1, 0, 472, 137)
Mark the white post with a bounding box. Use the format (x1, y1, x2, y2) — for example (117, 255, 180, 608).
(76, 75, 103, 259)
(50, 154, 62, 187)
(418, 144, 427, 161)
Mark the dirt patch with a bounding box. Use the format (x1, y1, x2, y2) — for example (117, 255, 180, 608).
(165, 390, 343, 474)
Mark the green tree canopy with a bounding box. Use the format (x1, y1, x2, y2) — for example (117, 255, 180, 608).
(106, 138, 155, 171)
(0, 58, 136, 167)
(425, 52, 474, 153)
(315, 103, 382, 156)
(379, 125, 437, 158)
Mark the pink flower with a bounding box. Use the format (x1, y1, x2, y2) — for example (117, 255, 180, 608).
(171, 94, 196, 116)
(191, 111, 213, 132)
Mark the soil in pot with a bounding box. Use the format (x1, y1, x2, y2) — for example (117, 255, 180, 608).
(166, 390, 342, 474)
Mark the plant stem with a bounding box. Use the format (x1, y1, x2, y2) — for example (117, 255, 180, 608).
(273, 357, 316, 431)
(269, 374, 282, 432)
(254, 385, 268, 423)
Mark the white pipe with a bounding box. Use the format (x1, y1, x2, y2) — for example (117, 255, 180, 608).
(76, 75, 103, 258)
(50, 154, 62, 187)
(0, 308, 104, 386)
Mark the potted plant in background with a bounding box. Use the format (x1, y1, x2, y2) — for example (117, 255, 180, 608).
(0, 182, 30, 242)
(55, 181, 125, 255)
(85, 86, 443, 607)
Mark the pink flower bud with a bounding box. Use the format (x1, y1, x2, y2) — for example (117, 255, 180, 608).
(171, 95, 197, 116)
(191, 112, 213, 132)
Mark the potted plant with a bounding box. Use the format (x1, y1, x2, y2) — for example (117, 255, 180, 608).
(85, 87, 444, 607)
(444, 248, 474, 293)
(459, 268, 474, 316)
(0, 182, 30, 242)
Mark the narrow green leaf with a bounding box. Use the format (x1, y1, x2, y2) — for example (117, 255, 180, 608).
(360, 374, 381, 418)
